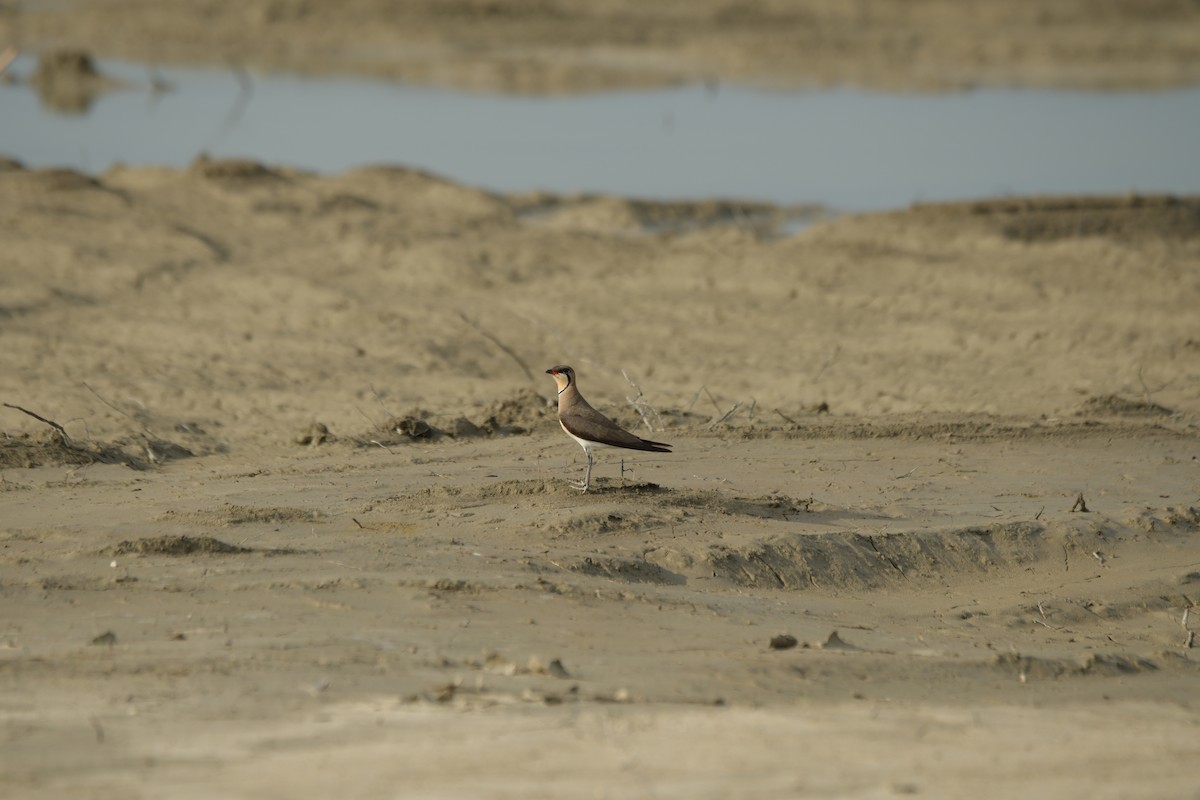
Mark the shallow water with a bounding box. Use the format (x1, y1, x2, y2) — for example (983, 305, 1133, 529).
(2, 55, 1198, 211)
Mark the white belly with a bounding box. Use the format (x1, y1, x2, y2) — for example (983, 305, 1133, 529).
(560, 421, 606, 454)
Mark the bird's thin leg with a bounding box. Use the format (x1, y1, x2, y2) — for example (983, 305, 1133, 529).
(582, 450, 593, 492)
(564, 444, 591, 490)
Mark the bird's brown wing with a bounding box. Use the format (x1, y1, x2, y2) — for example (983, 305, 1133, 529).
(561, 402, 672, 452)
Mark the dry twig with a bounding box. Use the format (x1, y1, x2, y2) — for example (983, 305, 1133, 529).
(83, 382, 153, 436)
(1034, 601, 1062, 630)
(1136, 365, 1171, 405)
(3, 403, 73, 445)
(457, 311, 535, 381)
(622, 369, 664, 433)
(812, 346, 842, 383)
(3, 401, 146, 469)
(701, 387, 723, 414)
(368, 385, 398, 423)
(709, 401, 742, 427)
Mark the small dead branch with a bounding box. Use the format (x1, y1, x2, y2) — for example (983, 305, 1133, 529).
(1070, 493, 1089, 513)
(774, 408, 797, 425)
(354, 405, 378, 429)
(813, 346, 842, 383)
(3, 402, 74, 446)
(83, 382, 154, 436)
(1136, 365, 1171, 405)
(3, 402, 148, 470)
(511, 310, 578, 366)
(368, 385, 397, 424)
(4, 402, 169, 472)
(709, 401, 742, 428)
(457, 311, 535, 381)
(1034, 601, 1062, 630)
(622, 370, 664, 433)
(701, 387, 723, 414)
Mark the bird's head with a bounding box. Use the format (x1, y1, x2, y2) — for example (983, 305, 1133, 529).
(545, 365, 574, 392)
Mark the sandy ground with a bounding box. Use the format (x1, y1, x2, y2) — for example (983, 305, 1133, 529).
(3, 2, 1200, 798)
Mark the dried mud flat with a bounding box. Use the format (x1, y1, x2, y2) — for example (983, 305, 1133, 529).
(1, 159, 1198, 800)
(4, 3, 1200, 797)
(3, 431, 1200, 799)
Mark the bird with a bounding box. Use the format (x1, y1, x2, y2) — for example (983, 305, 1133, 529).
(545, 365, 671, 491)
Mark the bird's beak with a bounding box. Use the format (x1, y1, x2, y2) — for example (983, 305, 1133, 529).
(545, 369, 557, 375)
